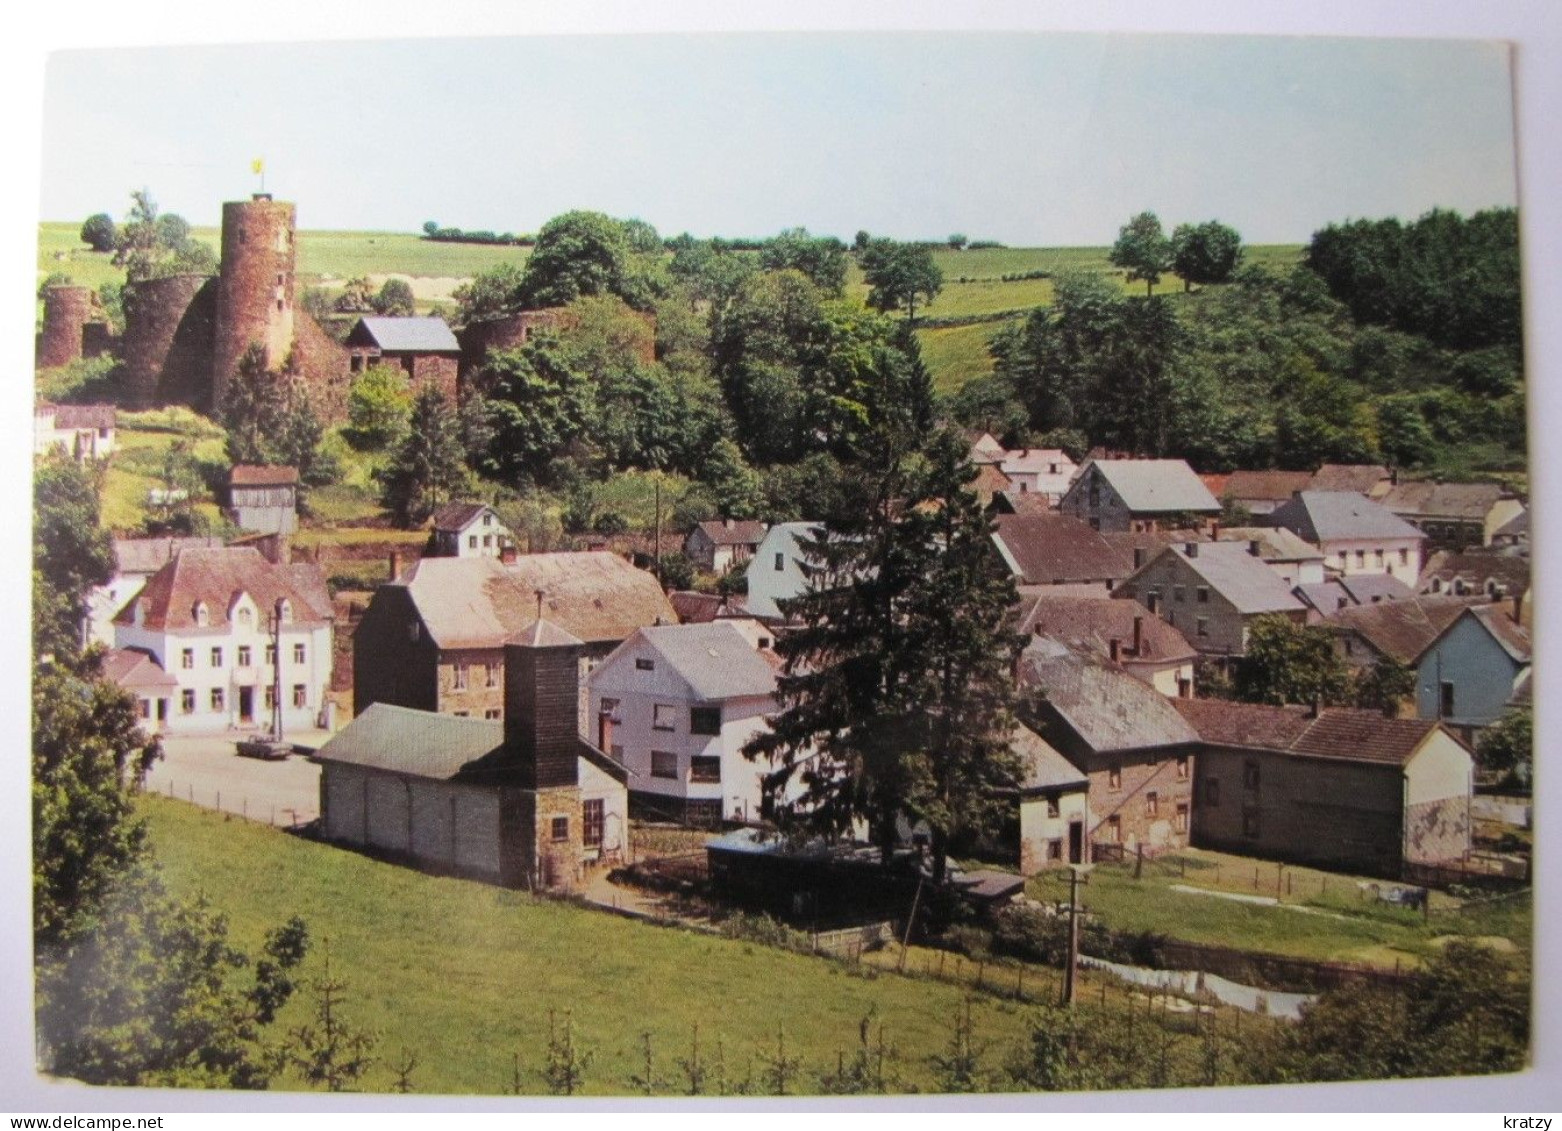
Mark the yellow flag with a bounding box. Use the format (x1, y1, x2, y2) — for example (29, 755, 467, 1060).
(251, 158, 264, 175)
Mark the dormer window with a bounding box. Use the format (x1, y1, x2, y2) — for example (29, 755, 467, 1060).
(277, 599, 293, 624)
(192, 601, 210, 626)
(237, 607, 253, 628)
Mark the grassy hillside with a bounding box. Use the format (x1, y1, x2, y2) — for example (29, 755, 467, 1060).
(140, 796, 1060, 1095)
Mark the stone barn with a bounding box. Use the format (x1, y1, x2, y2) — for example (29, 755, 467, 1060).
(345, 316, 461, 403)
(314, 618, 631, 890)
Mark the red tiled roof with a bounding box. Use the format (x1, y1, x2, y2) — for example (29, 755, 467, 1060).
(117, 547, 331, 631)
(229, 464, 299, 487)
(993, 513, 1132, 585)
(1015, 593, 1196, 664)
(1325, 596, 1478, 664)
(694, 519, 768, 547)
(1223, 469, 1314, 503)
(1173, 698, 1446, 766)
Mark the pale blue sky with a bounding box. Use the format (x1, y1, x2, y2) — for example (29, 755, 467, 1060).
(41, 32, 1518, 245)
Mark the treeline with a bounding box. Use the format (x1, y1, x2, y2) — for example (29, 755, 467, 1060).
(420, 222, 533, 246)
(952, 207, 1524, 477)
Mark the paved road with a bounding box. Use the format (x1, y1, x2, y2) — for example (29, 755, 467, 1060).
(144, 731, 328, 827)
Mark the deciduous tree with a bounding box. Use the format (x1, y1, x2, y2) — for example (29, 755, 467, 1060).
(1109, 211, 1173, 296)
(1171, 220, 1244, 291)
(860, 239, 943, 321)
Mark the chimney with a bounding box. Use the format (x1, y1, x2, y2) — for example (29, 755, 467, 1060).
(597, 707, 615, 754)
(1185, 542, 1199, 559)
(1308, 695, 1322, 719)
(1109, 638, 1121, 663)
(1133, 615, 1144, 657)
(503, 616, 586, 790)
(1337, 597, 1349, 610)
(1513, 592, 1523, 624)
(1133, 548, 1147, 569)
(1249, 539, 1262, 557)
(1211, 521, 1221, 539)
(388, 551, 401, 581)
(724, 517, 734, 529)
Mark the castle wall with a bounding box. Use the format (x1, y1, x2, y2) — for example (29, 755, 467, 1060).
(289, 310, 352, 423)
(120, 274, 216, 410)
(38, 285, 93, 369)
(457, 309, 577, 389)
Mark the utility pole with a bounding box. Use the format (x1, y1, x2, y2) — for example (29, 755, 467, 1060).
(653, 477, 663, 584)
(1064, 863, 1091, 1008)
(270, 597, 284, 742)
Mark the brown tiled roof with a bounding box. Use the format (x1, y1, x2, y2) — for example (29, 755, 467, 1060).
(668, 591, 747, 624)
(1015, 593, 1196, 663)
(994, 491, 1055, 517)
(229, 464, 299, 487)
(694, 519, 768, 547)
(1419, 551, 1530, 598)
(1381, 481, 1510, 521)
(52, 403, 116, 430)
(395, 552, 676, 649)
(101, 647, 178, 691)
(1222, 469, 1314, 504)
(992, 513, 1132, 585)
(1099, 528, 1208, 567)
(1466, 605, 1531, 664)
(971, 463, 1014, 505)
(1174, 698, 1446, 766)
(1310, 464, 1392, 496)
(429, 502, 495, 532)
(117, 547, 331, 630)
(1324, 595, 1477, 664)
(1199, 473, 1230, 498)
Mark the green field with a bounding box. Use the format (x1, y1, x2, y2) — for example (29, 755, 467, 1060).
(1028, 848, 1530, 969)
(139, 796, 1061, 1096)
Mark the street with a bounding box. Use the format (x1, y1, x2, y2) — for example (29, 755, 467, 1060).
(144, 730, 329, 827)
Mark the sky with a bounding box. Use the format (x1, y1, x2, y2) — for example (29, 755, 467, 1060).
(38, 32, 1518, 246)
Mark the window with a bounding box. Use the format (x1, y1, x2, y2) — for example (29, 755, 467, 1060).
(690, 706, 721, 735)
(1173, 585, 1186, 603)
(686, 800, 723, 828)
(1106, 815, 1121, 843)
(1196, 586, 1210, 604)
(1046, 795, 1060, 819)
(265, 644, 277, 665)
(1440, 681, 1456, 718)
(137, 698, 150, 719)
(1176, 756, 1189, 781)
(237, 608, 253, 628)
(1047, 839, 1063, 861)
(193, 601, 209, 626)
(551, 816, 569, 843)
(1174, 803, 1189, 834)
(690, 756, 722, 783)
(238, 646, 252, 667)
(483, 513, 492, 526)
(293, 643, 306, 664)
(1399, 548, 1409, 565)
(1146, 791, 1159, 817)
(483, 535, 493, 548)
(1196, 617, 1209, 638)
(292, 684, 306, 708)
(635, 657, 655, 672)
(1374, 549, 1385, 566)
(582, 799, 604, 848)
(600, 697, 621, 721)
(774, 552, 785, 571)
(1242, 810, 1261, 839)
(653, 704, 678, 731)
(210, 646, 224, 667)
(1108, 764, 1122, 791)
(1355, 550, 1366, 568)
(651, 751, 678, 779)
(453, 662, 469, 691)
(1244, 761, 1261, 790)
(181, 648, 194, 670)
(484, 708, 501, 720)
(277, 600, 292, 623)
(181, 689, 195, 714)
(485, 663, 498, 688)
(210, 688, 225, 712)
(1206, 778, 1221, 807)
(264, 687, 276, 710)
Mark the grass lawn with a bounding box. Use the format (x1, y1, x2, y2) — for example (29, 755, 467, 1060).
(140, 796, 1061, 1095)
(1026, 847, 1531, 969)
(917, 321, 1009, 393)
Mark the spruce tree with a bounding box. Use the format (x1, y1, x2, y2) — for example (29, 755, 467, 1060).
(376, 384, 470, 527)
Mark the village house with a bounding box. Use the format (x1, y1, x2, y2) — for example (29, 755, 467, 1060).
(85, 535, 227, 647)
(427, 502, 514, 559)
(111, 546, 334, 736)
(1269, 490, 1426, 587)
(344, 315, 462, 401)
(667, 590, 750, 625)
(314, 618, 630, 891)
(1379, 481, 1525, 550)
(102, 647, 180, 734)
(1113, 540, 1307, 658)
(34, 402, 116, 462)
(996, 448, 1078, 502)
(1213, 526, 1327, 587)
(1412, 603, 1531, 738)
(1419, 550, 1530, 602)
(990, 513, 1137, 589)
(1017, 636, 1198, 856)
(744, 522, 820, 621)
(1219, 469, 1315, 518)
(1173, 698, 1472, 877)
(683, 518, 768, 574)
(1006, 723, 1091, 873)
(968, 432, 1007, 464)
(586, 620, 781, 825)
(351, 551, 677, 721)
(1490, 510, 1528, 551)
(1325, 594, 1478, 670)
(1058, 458, 1220, 533)
(1294, 573, 1415, 622)
(1308, 463, 1394, 499)
(1014, 592, 1196, 697)
(225, 465, 299, 536)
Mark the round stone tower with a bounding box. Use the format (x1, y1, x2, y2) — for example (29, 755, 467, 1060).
(37, 284, 93, 369)
(213, 194, 297, 410)
(120, 273, 218, 409)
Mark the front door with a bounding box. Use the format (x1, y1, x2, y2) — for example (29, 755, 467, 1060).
(238, 685, 254, 724)
(1068, 820, 1084, 865)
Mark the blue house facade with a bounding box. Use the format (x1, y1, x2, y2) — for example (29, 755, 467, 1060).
(1415, 606, 1530, 736)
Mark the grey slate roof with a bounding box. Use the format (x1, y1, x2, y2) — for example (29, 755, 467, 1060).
(1017, 637, 1199, 753)
(1086, 459, 1220, 514)
(628, 622, 778, 701)
(1295, 575, 1413, 616)
(1216, 527, 1325, 563)
(353, 316, 460, 353)
(113, 536, 226, 577)
(1169, 542, 1306, 615)
(313, 703, 507, 780)
(1011, 724, 1088, 792)
(1381, 481, 1511, 521)
(1271, 491, 1425, 543)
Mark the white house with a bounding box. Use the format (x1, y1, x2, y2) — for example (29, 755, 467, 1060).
(85, 536, 226, 648)
(112, 547, 334, 736)
(1270, 490, 1426, 588)
(586, 621, 783, 825)
(744, 522, 821, 621)
(683, 519, 768, 574)
(998, 448, 1078, 502)
(35, 402, 116, 462)
(428, 502, 515, 559)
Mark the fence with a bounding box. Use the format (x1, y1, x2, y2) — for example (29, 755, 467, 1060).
(151, 778, 313, 830)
